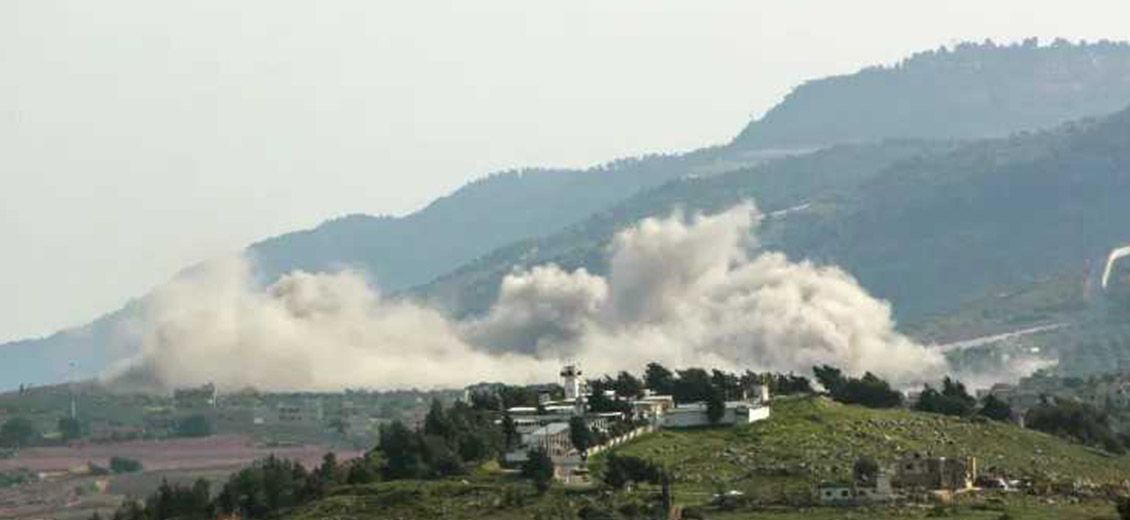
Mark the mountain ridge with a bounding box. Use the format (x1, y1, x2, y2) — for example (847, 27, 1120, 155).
(8, 41, 1130, 390)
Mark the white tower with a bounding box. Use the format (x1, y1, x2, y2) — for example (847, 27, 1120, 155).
(560, 364, 583, 402)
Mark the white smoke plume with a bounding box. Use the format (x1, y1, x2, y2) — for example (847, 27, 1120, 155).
(116, 257, 553, 391)
(466, 203, 947, 387)
(1102, 245, 1130, 290)
(117, 202, 949, 391)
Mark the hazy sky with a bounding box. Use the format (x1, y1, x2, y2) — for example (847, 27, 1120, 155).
(3, 0, 1129, 344)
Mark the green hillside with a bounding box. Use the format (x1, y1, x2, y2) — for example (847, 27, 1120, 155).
(422, 139, 954, 318)
(616, 397, 1130, 492)
(734, 40, 1130, 150)
(286, 396, 1130, 519)
(425, 105, 1130, 326)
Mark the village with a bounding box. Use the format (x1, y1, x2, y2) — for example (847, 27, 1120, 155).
(8, 357, 1130, 518)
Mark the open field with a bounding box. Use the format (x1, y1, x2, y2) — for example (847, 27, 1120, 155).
(0, 435, 362, 519)
(0, 434, 361, 473)
(287, 478, 1127, 520)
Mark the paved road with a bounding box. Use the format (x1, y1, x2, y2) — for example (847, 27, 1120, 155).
(933, 323, 1067, 353)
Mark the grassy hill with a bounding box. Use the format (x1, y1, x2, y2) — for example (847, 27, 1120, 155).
(286, 396, 1130, 519)
(616, 397, 1130, 492)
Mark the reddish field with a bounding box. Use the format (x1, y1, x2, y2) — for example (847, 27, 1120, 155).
(0, 434, 361, 473)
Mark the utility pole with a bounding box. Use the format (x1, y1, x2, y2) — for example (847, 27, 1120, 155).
(68, 361, 77, 420)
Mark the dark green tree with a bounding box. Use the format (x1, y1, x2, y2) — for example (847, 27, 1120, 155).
(109, 456, 143, 474)
(915, 377, 977, 416)
(175, 414, 212, 438)
(710, 370, 742, 400)
(1117, 495, 1130, 520)
(420, 434, 463, 477)
(705, 385, 726, 425)
(979, 394, 1013, 422)
(853, 456, 880, 485)
(377, 421, 426, 479)
(644, 363, 676, 396)
(521, 447, 555, 494)
(941, 377, 977, 413)
(613, 371, 645, 399)
(568, 416, 595, 453)
(306, 452, 340, 498)
(602, 453, 663, 490)
(0, 417, 37, 448)
(58, 417, 82, 442)
(501, 413, 520, 449)
(1026, 401, 1126, 454)
(817, 368, 902, 409)
(345, 452, 382, 485)
(423, 398, 452, 439)
(673, 368, 713, 404)
(469, 390, 502, 411)
(813, 365, 845, 393)
(147, 478, 211, 520)
(213, 455, 310, 518)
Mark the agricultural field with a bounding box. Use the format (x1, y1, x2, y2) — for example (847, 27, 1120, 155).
(0, 435, 360, 519)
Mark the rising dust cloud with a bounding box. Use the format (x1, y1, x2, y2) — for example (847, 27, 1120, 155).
(115, 202, 952, 391)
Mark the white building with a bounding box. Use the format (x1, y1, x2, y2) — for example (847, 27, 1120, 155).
(663, 400, 770, 428)
(561, 364, 585, 403)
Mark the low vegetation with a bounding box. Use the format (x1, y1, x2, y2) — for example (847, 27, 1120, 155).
(109, 456, 143, 474)
(616, 395, 1130, 497)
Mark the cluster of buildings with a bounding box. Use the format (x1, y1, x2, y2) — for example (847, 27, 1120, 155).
(818, 452, 979, 505)
(502, 364, 771, 482)
(979, 360, 1130, 426)
(155, 385, 428, 439)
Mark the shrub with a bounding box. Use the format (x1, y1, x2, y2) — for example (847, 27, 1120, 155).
(109, 456, 143, 474)
(174, 414, 212, 438)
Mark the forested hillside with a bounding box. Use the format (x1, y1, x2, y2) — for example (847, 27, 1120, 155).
(734, 39, 1130, 149)
(425, 107, 1130, 324)
(248, 147, 768, 293)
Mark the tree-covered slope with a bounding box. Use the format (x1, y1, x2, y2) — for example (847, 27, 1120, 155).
(425, 106, 1130, 324)
(420, 140, 956, 317)
(247, 147, 768, 293)
(734, 39, 1130, 150)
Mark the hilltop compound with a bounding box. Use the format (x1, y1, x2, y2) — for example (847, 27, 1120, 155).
(499, 364, 771, 482)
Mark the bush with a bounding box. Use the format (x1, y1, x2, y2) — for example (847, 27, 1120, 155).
(1026, 401, 1126, 454)
(0, 417, 38, 448)
(58, 417, 83, 441)
(979, 394, 1013, 421)
(915, 378, 977, 417)
(174, 414, 212, 438)
(814, 366, 903, 408)
(603, 453, 664, 490)
(1117, 495, 1130, 520)
(109, 456, 143, 474)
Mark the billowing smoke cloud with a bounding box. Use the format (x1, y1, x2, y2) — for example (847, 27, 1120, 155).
(116, 202, 951, 391)
(466, 203, 947, 387)
(114, 257, 553, 391)
(1102, 245, 1130, 290)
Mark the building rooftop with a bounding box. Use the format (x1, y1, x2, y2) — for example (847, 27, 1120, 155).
(530, 422, 570, 436)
